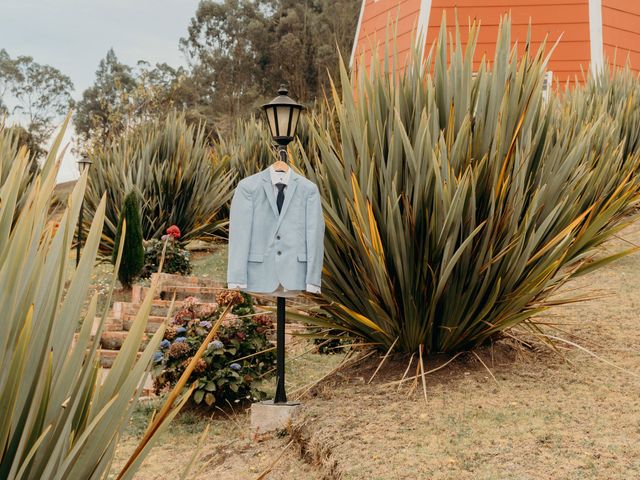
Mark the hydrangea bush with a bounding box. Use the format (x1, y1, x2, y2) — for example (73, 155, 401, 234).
(152, 290, 276, 407)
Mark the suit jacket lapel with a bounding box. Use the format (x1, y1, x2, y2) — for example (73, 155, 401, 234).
(276, 172, 299, 231)
(261, 169, 279, 218)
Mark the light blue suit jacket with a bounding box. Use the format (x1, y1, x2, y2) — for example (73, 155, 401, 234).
(227, 168, 325, 293)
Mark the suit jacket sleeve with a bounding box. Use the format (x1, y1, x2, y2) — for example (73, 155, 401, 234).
(227, 181, 253, 286)
(305, 184, 325, 287)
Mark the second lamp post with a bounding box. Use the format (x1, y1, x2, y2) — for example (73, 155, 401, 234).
(76, 156, 92, 267)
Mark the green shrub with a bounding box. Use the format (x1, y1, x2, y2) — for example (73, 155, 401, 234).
(113, 190, 145, 288)
(0, 115, 188, 479)
(300, 16, 640, 354)
(153, 291, 276, 407)
(84, 112, 235, 255)
(141, 238, 192, 278)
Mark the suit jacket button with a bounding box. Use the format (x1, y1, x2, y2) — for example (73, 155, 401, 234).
(277, 251, 282, 255)
(276, 235, 281, 240)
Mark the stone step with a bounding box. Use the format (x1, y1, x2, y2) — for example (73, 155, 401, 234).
(158, 285, 224, 302)
(98, 349, 143, 368)
(100, 331, 148, 350)
(122, 314, 167, 333)
(115, 300, 177, 318)
(105, 318, 123, 331)
(151, 272, 225, 289)
(115, 299, 218, 319)
(72, 319, 122, 347)
(133, 284, 225, 304)
(98, 349, 117, 368)
(91, 317, 123, 336)
(97, 367, 155, 395)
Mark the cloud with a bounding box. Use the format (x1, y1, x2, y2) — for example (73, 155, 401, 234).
(0, 0, 201, 182)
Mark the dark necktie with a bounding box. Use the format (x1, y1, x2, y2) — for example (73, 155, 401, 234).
(276, 183, 286, 214)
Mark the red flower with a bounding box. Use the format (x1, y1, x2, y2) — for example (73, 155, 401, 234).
(167, 225, 181, 239)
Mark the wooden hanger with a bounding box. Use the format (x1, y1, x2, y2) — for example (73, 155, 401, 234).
(271, 142, 289, 172)
(271, 159, 289, 172)
(272, 162, 289, 172)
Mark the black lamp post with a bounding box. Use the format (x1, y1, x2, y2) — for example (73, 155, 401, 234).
(76, 156, 93, 267)
(262, 85, 304, 404)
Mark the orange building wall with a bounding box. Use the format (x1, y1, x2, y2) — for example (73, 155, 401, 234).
(425, 0, 592, 82)
(352, 0, 640, 83)
(602, 0, 640, 71)
(352, 0, 423, 72)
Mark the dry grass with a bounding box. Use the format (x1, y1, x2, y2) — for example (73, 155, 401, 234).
(110, 351, 346, 480)
(292, 221, 640, 480)
(111, 220, 640, 479)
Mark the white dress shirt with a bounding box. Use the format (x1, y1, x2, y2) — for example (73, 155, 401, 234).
(228, 165, 321, 296)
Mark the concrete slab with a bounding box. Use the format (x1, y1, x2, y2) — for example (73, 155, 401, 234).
(250, 400, 302, 436)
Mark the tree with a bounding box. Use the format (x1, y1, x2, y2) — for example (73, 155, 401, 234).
(180, 0, 274, 128)
(75, 50, 206, 149)
(74, 48, 137, 148)
(179, 0, 359, 131)
(133, 61, 185, 119)
(112, 190, 145, 289)
(0, 49, 74, 156)
(0, 49, 18, 116)
(75, 1, 361, 147)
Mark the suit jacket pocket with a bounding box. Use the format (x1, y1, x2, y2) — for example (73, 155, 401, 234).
(248, 253, 264, 262)
(297, 253, 307, 262)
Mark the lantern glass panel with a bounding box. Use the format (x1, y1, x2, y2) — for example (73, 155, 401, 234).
(266, 107, 278, 138)
(276, 105, 293, 137)
(290, 108, 301, 135)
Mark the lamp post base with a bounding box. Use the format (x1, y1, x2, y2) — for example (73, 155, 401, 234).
(250, 400, 302, 437)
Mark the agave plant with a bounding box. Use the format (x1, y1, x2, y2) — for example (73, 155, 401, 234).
(213, 116, 278, 182)
(0, 124, 38, 218)
(300, 16, 640, 354)
(211, 93, 331, 177)
(84, 112, 235, 255)
(562, 63, 640, 164)
(0, 116, 203, 479)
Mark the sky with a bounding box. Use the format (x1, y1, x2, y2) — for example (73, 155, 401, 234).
(0, 0, 201, 182)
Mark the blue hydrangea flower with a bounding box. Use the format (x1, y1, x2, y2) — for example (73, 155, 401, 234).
(160, 339, 171, 349)
(230, 363, 241, 371)
(174, 336, 187, 343)
(176, 326, 187, 335)
(199, 320, 212, 329)
(153, 351, 164, 363)
(210, 339, 224, 350)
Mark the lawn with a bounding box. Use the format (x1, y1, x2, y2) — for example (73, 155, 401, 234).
(107, 220, 640, 479)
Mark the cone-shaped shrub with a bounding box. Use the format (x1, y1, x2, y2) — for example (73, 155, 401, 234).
(113, 190, 145, 288)
(84, 112, 235, 254)
(301, 16, 640, 354)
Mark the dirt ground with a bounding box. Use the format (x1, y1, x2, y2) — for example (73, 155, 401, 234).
(115, 220, 640, 480)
